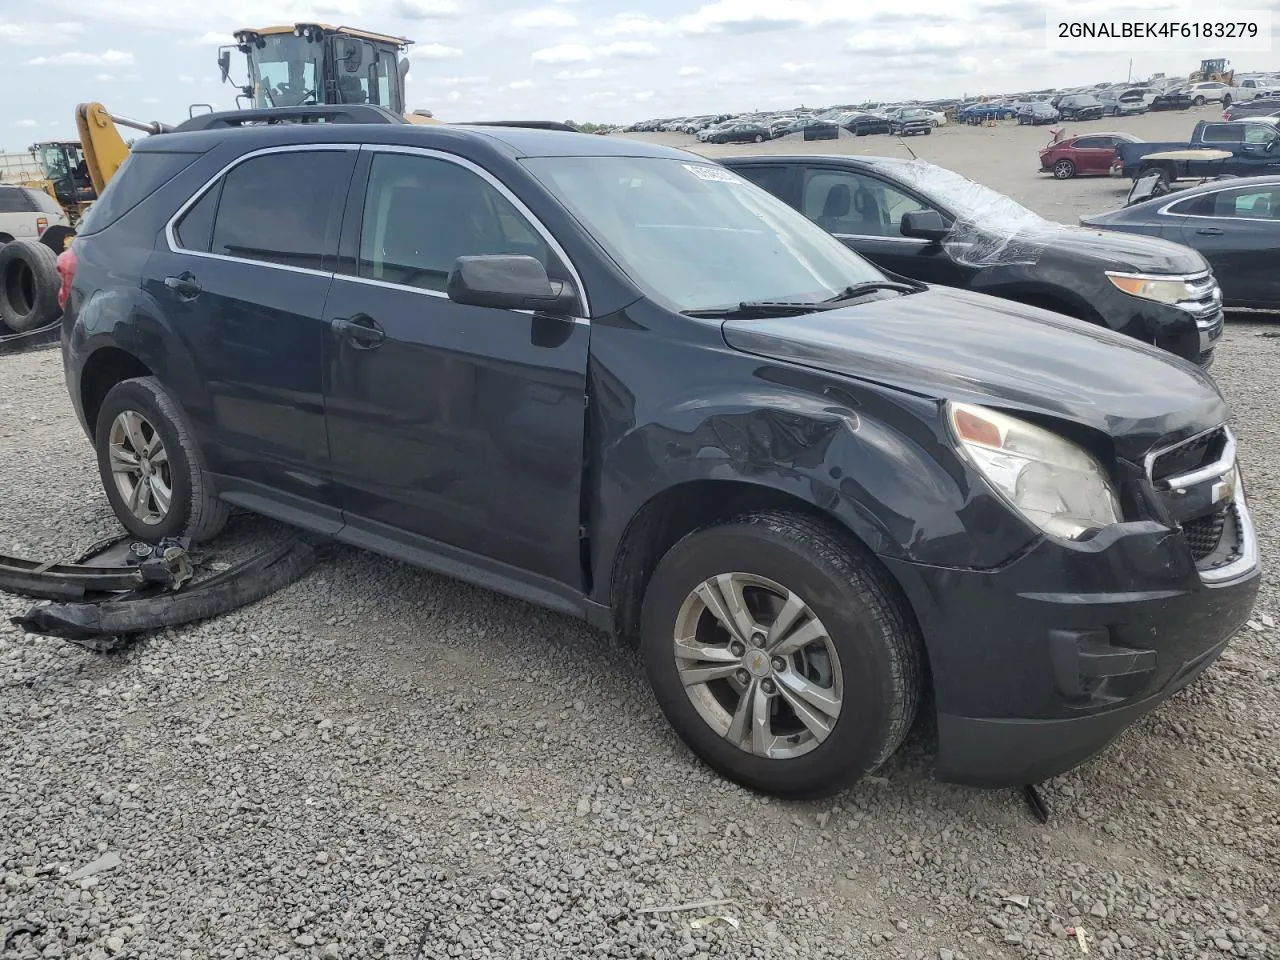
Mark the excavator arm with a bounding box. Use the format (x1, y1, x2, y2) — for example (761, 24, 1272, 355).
(74, 103, 170, 195)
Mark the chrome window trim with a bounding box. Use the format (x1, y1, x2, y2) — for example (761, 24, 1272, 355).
(1155, 186, 1280, 222)
(164, 143, 358, 280)
(356, 144, 591, 319)
(832, 232, 930, 245)
(332, 272, 589, 325)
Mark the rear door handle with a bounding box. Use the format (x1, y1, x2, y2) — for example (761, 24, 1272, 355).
(1195, 227, 1225, 236)
(164, 272, 201, 301)
(331, 313, 386, 349)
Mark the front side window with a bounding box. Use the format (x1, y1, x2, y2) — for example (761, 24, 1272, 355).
(205, 150, 353, 269)
(359, 152, 550, 292)
(1243, 124, 1277, 144)
(800, 168, 931, 238)
(524, 156, 886, 314)
(1208, 187, 1279, 218)
(1201, 124, 1241, 143)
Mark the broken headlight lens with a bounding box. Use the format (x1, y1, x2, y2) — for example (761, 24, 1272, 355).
(948, 402, 1122, 541)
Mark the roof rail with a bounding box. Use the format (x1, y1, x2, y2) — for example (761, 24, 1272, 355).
(461, 120, 581, 132)
(171, 104, 407, 132)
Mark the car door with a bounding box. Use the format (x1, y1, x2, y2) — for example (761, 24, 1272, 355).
(1069, 136, 1115, 174)
(795, 165, 974, 286)
(145, 146, 356, 521)
(1172, 184, 1280, 308)
(321, 146, 591, 588)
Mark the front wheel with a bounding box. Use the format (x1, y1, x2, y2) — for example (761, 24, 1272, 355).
(1053, 158, 1076, 179)
(1222, 94, 1232, 107)
(94, 377, 229, 543)
(1193, 95, 1206, 106)
(754, 134, 763, 143)
(640, 512, 922, 799)
(923, 126, 932, 135)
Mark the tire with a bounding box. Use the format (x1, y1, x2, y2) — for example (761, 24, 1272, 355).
(924, 126, 932, 135)
(1139, 164, 1172, 186)
(0, 239, 60, 333)
(1193, 95, 1206, 106)
(94, 377, 229, 543)
(754, 134, 763, 143)
(639, 511, 922, 799)
(39, 225, 75, 256)
(1222, 95, 1232, 107)
(1052, 158, 1076, 179)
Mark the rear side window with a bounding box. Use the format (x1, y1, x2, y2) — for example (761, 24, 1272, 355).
(206, 150, 354, 270)
(173, 182, 221, 252)
(76, 150, 200, 235)
(0, 187, 37, 213)
(1201, 124, 1242, 143)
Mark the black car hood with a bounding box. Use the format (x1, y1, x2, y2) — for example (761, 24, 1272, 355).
(722, 286, 1227, 460)
(1018, 221, 1207, 274)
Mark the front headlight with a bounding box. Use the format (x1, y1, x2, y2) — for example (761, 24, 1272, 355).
(1105, 271, 1204, 308)
(948, 402, 1122, 541)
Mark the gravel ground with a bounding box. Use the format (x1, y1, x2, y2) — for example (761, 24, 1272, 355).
(3, 116, 1279, 960)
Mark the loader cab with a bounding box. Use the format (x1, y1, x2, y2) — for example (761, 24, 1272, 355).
(225, 24, 411, 116)
(29, 140, 95, 211)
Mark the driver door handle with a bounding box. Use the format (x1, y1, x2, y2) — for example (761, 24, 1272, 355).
(1195, 227, 1225, 236)
(331, 313, 386, 349)
(164, 272, 201, 301)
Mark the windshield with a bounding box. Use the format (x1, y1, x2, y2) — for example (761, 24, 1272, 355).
(892, 160, 1044, 230)
(523, 156, 886, 313)
(246, 34, 321, 107)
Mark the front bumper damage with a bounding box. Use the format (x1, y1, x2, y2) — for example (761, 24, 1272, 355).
(3, 533, 316, 651)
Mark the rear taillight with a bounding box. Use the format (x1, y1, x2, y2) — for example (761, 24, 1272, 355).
(36, 216, 48, 236)
(56, 243, 77, 312)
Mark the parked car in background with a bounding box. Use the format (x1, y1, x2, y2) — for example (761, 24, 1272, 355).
(65, 114, 1259, 796)
(958, 101, 1017, 123)
(843, 113, 891, 136)
(1233, 77, 1280, 102)
(721, 155, 1224, 366)
(0, 183, 71, 247)
(890, 108, 935, 136)
(1150, 89, 1194, 111)
(1056, 94, 1105, 121)
(1018, 101, 1060, 125)
(1115, 118, 1280, 183)
(1081, 175, 1280, 310)
(1223, 96, 1280, 121)
(1098, 89, 1148, 117)
(1040, 131, 1143, 179)
(700, 121, 771, 144)
(1188, 81, 1231, 106)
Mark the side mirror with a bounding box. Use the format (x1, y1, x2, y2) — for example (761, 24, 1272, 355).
(900, 209, 949, 242)
(447, 255, 577, 315)
(217, 49, 232, 84)
(342, 39, 363, 72)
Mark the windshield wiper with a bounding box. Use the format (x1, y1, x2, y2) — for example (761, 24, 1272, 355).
(823, 280, 921, 301)
(683, 282, 921, 319)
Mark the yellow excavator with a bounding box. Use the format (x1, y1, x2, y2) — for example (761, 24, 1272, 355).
(1190, 58, 1234, 85)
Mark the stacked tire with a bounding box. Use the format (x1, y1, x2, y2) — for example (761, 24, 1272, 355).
(0, 239, 62, 334)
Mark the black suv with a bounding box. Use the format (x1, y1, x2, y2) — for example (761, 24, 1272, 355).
(721, 155, 1225, 366)
(60, 108, 1259, 797)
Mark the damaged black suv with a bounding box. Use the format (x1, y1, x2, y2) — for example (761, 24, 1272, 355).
(60, 107, 1260, 797)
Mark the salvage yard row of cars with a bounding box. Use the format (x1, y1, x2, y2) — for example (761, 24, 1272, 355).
(43, 102, 1260, 800)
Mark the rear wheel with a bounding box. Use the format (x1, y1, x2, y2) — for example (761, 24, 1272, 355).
(1222, 94, 1232, 107)
(1193, 95, 1206, 106)
(639, 512, 922, 799)
(1052, 158, 1076, 179)
(753, 134, 764, 143)
(94, 377, 229, 543)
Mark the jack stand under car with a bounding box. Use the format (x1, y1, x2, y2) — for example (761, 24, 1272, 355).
(4, 533, 317, 652)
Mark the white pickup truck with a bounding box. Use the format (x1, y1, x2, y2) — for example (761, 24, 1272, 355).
(1232, 77, 1280, 102)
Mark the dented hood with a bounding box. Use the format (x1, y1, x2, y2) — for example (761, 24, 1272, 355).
(721, 286, 1228, 459)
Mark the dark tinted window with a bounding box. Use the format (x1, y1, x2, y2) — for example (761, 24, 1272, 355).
(174, 182, 221, 252)
(1073, 137, 1109, 148)
(734, 165, 791, 199)
(0, 187, 36, 213)
(210, 150, 353, 269)
(358, 152, 550, 292)
(76, 150, 200, 235)
(1201, 124, 1243, 143)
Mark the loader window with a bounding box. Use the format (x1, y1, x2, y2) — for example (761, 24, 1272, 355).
(248, 34, 321, 108)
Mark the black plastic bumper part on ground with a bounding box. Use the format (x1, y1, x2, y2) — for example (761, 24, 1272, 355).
(883, 505, 1260, 788)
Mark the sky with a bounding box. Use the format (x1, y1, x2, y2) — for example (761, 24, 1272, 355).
(3, 0, 1279, 148)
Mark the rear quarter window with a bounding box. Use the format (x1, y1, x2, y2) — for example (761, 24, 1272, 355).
(0, 187, 37, 214)
(76, 150, 202, 235)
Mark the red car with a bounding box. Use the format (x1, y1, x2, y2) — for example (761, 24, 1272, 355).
(1039, 129, 1143, 179)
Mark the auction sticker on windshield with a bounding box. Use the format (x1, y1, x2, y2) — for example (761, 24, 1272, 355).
(683, 163, 743, 183)
(1046, 10, 1271, 51)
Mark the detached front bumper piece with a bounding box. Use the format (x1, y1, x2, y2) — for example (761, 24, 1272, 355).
(7, 536, 317, 651)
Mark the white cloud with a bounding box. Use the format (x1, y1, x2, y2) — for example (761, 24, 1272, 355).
(598, 41, 662, 59)
(94, 73, 117, 82)
(15, 119, 38, 127)
(436, 75, 490, 86)
(531, 43, 594, 64)
(780, 62, 815, 74)
(0, 21, 84, 43)
(678, 66, 706, 77)
(633, 90, 655, 102)
(178, 74, 195, 83)
(28, 49, 135, 67)
(180, 30, 232, 46)
(409, 43, 463, 60)
(390, 0, 460, 16)
(677, 0, 857, 34)
(511, 7, 579, 28)
(554, 67, 606, 80)
(594, 14, 670, 37)
(507, 79, 536, 90)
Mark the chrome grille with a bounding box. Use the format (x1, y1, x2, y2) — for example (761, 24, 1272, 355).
(1182, 274, 1224, 331)
(1147, 426, 1228, 483)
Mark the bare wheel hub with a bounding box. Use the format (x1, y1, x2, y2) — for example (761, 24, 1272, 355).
(673, 572, 843, 760)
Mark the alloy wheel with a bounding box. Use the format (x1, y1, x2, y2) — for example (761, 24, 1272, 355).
(672, 572, 843, 760)
(108, 410, 172, 525)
